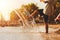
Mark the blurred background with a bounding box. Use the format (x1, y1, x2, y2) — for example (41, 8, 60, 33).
(0, 0, 60, 26)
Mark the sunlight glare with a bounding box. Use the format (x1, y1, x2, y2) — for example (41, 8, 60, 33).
(0, 0, 10, 21)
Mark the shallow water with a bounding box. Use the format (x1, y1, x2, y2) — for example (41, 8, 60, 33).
(0, 26, 58, 33)
(0, 26, 59, 40)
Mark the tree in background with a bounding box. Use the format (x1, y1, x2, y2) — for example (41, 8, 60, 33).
(10, 11, 20, 21)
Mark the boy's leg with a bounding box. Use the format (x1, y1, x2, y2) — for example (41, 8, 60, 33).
(45, 22, 48, 33)
(43, 15, 48, 33)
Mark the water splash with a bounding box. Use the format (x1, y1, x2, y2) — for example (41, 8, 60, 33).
(14, 9, 35, 28)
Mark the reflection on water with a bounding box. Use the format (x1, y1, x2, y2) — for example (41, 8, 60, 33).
(0, 25, 59, 40)
(0, 32, 44, 40)
(0, 32, 60, 40)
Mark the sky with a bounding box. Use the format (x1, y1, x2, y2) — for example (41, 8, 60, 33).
(0, 0, 46, 20)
